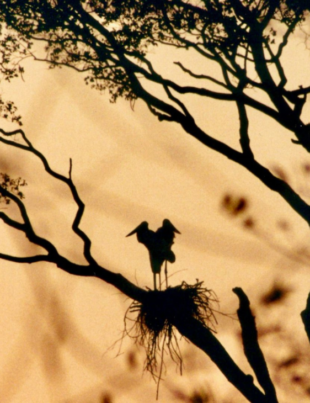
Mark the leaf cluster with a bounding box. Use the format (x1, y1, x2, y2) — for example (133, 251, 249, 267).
(0, 25, 29, 82)
(0, 97, 22, 125)
(0, 172, 27, 205)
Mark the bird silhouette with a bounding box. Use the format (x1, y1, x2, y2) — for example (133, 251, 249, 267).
(126, 221, 158, 290)
(126, 219, 180, 290)
(126, 221, 154, 245)
(155, 219, 180, 288)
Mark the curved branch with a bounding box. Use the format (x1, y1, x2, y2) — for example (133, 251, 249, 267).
(0, 253, 51, 264)
(237, 101, 254, 158)
(233, 288, 278, 403)
(249, 27, 294, 123)
(0, 183, 58, 255)
(0, 128, 97, 267)
(68, 158, 97, 267)
(301, 293, 310, 343)
(276, 16, 300, 60)
(0, 210, 25, 232)
(174, 61, 228, 89)
(264, 39, 287, 88)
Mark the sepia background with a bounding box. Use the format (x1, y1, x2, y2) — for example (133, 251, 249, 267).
(0, 23, 309, 402)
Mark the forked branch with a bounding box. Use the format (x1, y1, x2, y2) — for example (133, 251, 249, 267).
(0, 128, 97, 266)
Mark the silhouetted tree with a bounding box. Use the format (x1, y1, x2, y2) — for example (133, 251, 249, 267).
(0, 1, 310, 402)
(1, 0, 310, 224)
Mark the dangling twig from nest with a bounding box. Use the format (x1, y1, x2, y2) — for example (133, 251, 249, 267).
(124, 280, 219, 398)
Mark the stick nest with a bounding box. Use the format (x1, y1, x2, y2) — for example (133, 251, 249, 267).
(124, 281, 218, 383)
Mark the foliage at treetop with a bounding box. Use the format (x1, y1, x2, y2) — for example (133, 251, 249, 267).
(1, 1, 310, 230)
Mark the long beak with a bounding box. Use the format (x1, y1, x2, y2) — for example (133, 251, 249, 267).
(164, 219, 181, 234)
(171, 223, 181, 234)
(126, 227, 138, 237)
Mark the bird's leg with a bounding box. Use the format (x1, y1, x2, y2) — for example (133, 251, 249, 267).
(153, 272, 157, 291)
(165, 260, 168, 288)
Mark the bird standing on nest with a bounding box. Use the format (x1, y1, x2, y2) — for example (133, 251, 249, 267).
(126, 219, 180, 290)
(156, 219, 180, 288)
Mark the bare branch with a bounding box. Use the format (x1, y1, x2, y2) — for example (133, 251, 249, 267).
(233, 288, 278, 403)
(0, 128, 97, 267)
(264, 40, 287, 88)
(0, 179, 58, 255)
(286, 86, 310, 98)
(163, 84, 192, 118)
(276, 17, 300, 59)
(237, 101, 254, 158)
(0, 210, 25, 232)
(0, 253, 51, 264)
(68, 158, 98, 268)
(301, 293, 310, 343)
(174, 61, 228, 89)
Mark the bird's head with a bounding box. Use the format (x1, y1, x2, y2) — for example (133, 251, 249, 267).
(162, 219, 181, 234)
(126, 221, 149, 237)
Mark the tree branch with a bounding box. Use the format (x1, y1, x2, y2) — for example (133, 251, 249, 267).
(172, 314, 269, 403)
(301, 293, 310, 343)
(0, 128, 97, 267)
(0, 182, 59, 256)
(237, 101, 254, 158)
(174, 61, 228, 89)
(233, 287, 278, 403)
(276, 16, 300, 60)
(0, 253, 51, 264)
(264, 39, 287, 88)
(68, 158, 97, 268)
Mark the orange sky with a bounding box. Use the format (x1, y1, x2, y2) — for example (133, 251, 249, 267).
(0, 21, 310, 402)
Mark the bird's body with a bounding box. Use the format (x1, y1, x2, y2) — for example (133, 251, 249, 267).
(155, 219, 180, 288)
(156, 219, 179, 244)
(126, 221, 160, 289)
(126, 219, 180, 290)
